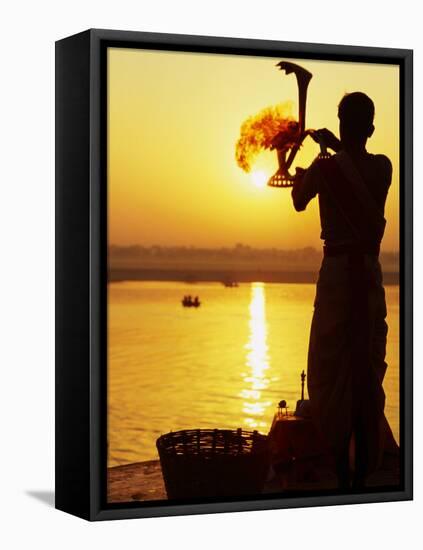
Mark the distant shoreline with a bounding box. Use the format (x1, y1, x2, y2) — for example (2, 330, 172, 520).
(109, 268, 399, 285)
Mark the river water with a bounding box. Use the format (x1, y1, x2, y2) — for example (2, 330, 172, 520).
(108, 281, 399, 466)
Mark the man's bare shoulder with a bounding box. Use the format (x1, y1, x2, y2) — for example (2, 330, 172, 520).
(373, 154, 392, 173)
(373, 153, 392, 164)
(372, 154, 393, 185)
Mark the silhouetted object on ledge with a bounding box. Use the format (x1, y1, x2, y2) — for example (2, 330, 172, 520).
(156, 428, 270, 499)
(278, 399, 288, 417)
(181, 295, 201, 307)
(269, 370, 399, 490)
(294, 370, 311, 418)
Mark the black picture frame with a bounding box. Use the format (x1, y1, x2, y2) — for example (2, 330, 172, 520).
(55, 28, 413, 521)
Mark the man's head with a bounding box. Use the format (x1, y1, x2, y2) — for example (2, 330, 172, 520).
(338, 92, 375, 147)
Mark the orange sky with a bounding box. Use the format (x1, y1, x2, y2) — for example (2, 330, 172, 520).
(108, 48, 400, 251)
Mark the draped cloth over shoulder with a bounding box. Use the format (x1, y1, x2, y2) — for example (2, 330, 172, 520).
(307, 151, 394, 475)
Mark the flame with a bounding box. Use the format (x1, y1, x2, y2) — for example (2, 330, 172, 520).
(235, 102, 298, 173)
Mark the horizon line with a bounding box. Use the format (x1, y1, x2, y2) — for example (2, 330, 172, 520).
(109, 243, 400, 253)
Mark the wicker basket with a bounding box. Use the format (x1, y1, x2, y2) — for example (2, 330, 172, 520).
(156, 428, 270, 500)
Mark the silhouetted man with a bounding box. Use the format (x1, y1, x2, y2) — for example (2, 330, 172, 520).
(292, 92, 392, 489)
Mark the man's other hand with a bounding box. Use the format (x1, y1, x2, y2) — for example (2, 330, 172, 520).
(312, 128, 341, 152)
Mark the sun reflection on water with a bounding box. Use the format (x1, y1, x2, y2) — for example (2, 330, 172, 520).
(241, 283, 272, 429)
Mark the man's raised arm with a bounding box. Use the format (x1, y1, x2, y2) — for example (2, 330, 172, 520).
(291, 162, 320, 212)
(291, 128, 339, 211)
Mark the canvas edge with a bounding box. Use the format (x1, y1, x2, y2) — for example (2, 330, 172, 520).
(55, 29, 92, 520)
(55, 28, 413, 521)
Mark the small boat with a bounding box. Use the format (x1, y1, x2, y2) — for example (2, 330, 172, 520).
(223, 281, 239, 288)
(181, 296, 201, 308)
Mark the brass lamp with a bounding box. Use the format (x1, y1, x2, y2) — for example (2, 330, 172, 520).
(267, 62, 313, 188)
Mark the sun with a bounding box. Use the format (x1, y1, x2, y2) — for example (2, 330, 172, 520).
(251, 170, 267, 188)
